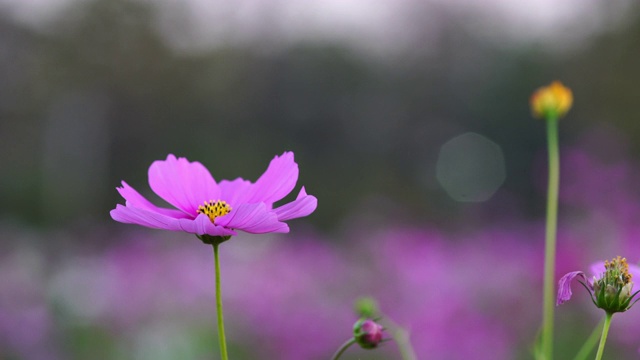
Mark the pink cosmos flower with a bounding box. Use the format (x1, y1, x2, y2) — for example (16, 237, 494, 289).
(110, 152, 317, 238)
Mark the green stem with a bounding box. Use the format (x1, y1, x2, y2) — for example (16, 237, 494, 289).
(382, 317, 417, 360)
(331, 338, 356, 360)
(573, 318, 604, 360)
(213, 243, 229, 360)
(594, 313, 613, 360)
(541, 116, 560, 360)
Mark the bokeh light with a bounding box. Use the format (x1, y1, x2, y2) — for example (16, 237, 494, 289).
(436, 132, 506, 202)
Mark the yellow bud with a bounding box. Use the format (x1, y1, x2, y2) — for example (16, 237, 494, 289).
(530, 81, 573, 119)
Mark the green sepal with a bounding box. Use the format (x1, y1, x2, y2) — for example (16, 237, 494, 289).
(578, 280, 598, 308)
(619, 289, 640, 312)
(592, 280, 638, 313)
(197, 234, 232, 246)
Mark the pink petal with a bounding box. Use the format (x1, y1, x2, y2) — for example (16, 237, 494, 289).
(215, 203, 289, 234)
(110, 205, 235, 237)
(629, 263, 640, 280)
(219, 178, 252, 205)
(589, 261, 605, 278)
(110, 204, 185, 231)
(148, 154, 220, 216)
(245, 152, 298, 205)
(177, 214, 237, 237)
(273, 187, 318, 221)
(116, 181, 190, 219)
(557, 271, 586, 306)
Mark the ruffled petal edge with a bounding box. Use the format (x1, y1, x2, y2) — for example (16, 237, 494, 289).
(148, 154, 220, 216)
(116, 181, 189, 219)
(273, 187, 317, 221)
(245, 151, 298, 205)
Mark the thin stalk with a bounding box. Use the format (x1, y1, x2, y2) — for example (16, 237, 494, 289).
(541, 116, 560, 360)
(573, 318, 604, 360)
(382, 317, 417, 360)
(213, 243, 229, 360)
(594, 313, 613, 360)
(331, 338, 356, 360)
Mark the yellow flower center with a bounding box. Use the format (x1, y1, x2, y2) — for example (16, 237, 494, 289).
(197, 200, 232, 223)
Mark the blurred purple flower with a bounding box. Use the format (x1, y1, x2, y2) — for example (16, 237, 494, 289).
(110, 152, 317, 237)
(221, 236, 354, 359)
(10, 138, 640, 358)
(48, 232, 353, 359)
(350, 226, 536, 359)
(0, 246, 56, 360)
(50, 233, 220, 330)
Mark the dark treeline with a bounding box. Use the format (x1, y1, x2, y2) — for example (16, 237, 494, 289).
(2, 0, 640, 235)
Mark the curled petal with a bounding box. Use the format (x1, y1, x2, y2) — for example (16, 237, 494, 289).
(148, 154, 220, 216)
(557, 271, 587, 306)
(273, 187, 318, 221)
(245, 152, 298, 205)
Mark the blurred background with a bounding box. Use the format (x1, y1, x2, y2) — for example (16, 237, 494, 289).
(2, 0, 640, 358)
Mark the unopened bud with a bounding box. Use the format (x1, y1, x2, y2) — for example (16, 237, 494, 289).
(530, 81, 573, 120)
(353, 318, 384, 349)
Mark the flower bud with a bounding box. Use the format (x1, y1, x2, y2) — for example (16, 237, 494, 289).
(353, 318, 384, 349)
(530, 81, 573, 120)
(354, 297, 380, 318)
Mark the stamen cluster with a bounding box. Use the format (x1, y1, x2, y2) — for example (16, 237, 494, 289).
(197, 200, 232, 223)
(588, 256, 640, 314)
